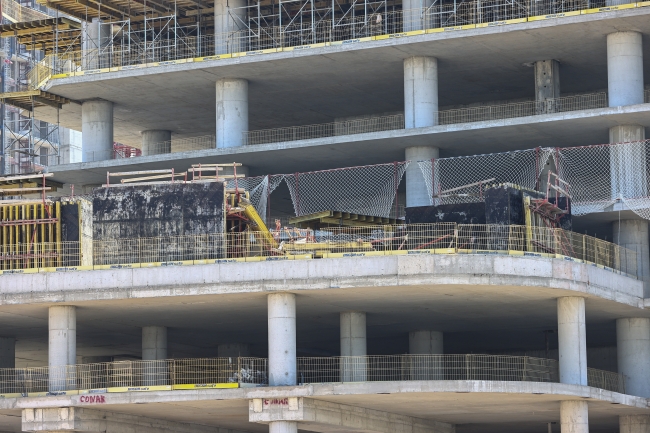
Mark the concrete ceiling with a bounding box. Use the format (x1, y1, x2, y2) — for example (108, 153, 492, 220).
(35, 8, 650, 148)
(45, 103, 650, 186)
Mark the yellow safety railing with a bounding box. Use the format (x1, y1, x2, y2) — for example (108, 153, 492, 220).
(0, 223, 638, 278)
(0, 355, 625, 396)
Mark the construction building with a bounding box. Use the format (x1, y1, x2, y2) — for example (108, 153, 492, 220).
(0, 0, 649, 430)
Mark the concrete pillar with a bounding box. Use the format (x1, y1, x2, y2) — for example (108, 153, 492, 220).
(269, 421, 298, 433)
(613, 221, 650, 294)
(409, 330, 443, 354)
(216, 78, 248, 149)
(340, 311, 366, 382)
(49, 306, 76, 392)
(534, 60, 560, 114)
(616, 318, 650, 397)
(620, 415, 650, 433)
(142, 326, 167, 386)
(142, 326, 167, 360)
(218, 343, 250, 358)
(81, 100, 113, 162)
(81, 18, 112, 69)
(402, 0, 434, 31)
(141, 130, 172, 156)
(268, 293, 296, 386)
(608, 32, 644, 107)
(610, 125, 646, 144)
(409, 330, 443, 380)
(404, 57, 438, 129)
(405, 146, 439, 208)
(0, 337, 14, 369)
(214, 0, 247, 54)
(560, 401, 588, 433)
(557, 297, 587, 386)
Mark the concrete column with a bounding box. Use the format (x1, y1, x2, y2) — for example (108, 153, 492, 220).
(610, 125, 646, 144)
(608, 32, 644, 107)
(534, 60, 560, 114)
(617, 318, 650, 397)
(405, 146, 439, 208)
(218, 343, 250, 358)
(49, 306, 76, 392)
(557, 297, 587, 386)
(0, 337, 14, 369)
(81, 100, 113, 162)
(142, 326, 167, 386)
(340, 311, 366, 382)
(269, 421, 298, 433)
(141, 130, 172, 156)
(409, 330, 443, 354)
(81, 18, 112, 69)
(560, 401, 588, 433)
(404, 57, 438, 129)
(620, 415, 650, 433)
(268, 293, 296, 386)
(402, 0, 434, 31)
(613, 221, 650, 294)
(216, 78, 248, 149)
(142, 326, 167, 360)
(409, 330, 443, 380)
(214, 0, 247, 54)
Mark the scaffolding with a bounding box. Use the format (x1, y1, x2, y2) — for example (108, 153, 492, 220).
(1, 0, 624, 78)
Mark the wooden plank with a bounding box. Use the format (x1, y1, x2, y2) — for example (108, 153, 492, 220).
(288, 211, 333, 225)
(121, 172, 186, 183)
(0, 187, 51, 195)
(110, 169, 172, 176)
(0, 173, 52, 182)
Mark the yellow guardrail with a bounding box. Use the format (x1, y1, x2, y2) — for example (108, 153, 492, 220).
(0, 355, 625, 398)
(0, 223, 638, 278)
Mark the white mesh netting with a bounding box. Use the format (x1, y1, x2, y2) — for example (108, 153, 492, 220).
(283, 162, 409, 218)
(417, 148, 555, 205)
(417, 140, 650, 219)
(559, 141, 650, 218)
(227, 175, 285, 222)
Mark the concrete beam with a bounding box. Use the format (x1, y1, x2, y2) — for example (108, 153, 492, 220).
(22, 407, 252, 433)
(249, 397, 454, 433)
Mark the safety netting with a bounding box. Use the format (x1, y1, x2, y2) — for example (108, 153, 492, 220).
(417, 148, 555, 205)
(416, 140, 650, 220)
(283, 162, 409, 218)
(558, 140, 650, 218)
(227, 175, 285, 222)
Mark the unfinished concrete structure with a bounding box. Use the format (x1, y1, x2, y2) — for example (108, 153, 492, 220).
(0, 0, 650, 431)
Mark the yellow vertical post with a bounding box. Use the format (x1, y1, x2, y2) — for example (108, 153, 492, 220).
(524, 196, 533, 252)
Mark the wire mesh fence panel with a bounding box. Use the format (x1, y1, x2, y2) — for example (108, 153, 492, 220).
(587, 367, 625, 393)
(0, 357, 625, 392)
(173, 358, 242, 384)
(0, 241, 83, 270)
(284, 162, 409, 218)
(0, 223, 637, 275)
(297, 355, 560, 383)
